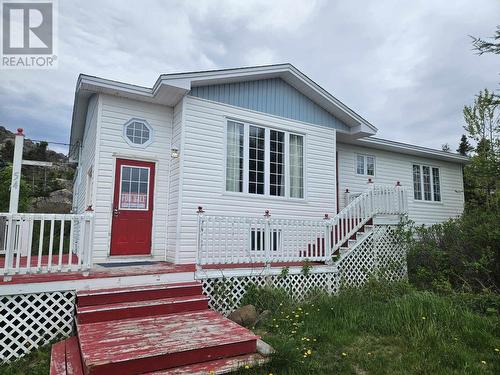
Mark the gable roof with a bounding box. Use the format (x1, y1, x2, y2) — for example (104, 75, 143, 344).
(70, 64, 377, 150)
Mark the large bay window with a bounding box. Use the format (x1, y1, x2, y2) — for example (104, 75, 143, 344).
(226, 120, 304, 199)
(412, 164, 441, 202)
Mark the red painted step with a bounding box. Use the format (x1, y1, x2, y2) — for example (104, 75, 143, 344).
(77, 281, 202, 307)
(77, 310, 259, 375)
(50, 336, 83, 375)
(146, 353, 268, 374)
(77, 295, 209, 324)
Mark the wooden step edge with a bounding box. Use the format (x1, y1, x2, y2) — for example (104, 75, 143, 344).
(50, 340, 66, 375)
(83, 339, 258, 375)
(77, 295, 209, 314)
(145, 353, 268, 375)
(77, 281, 201, 297)
(65, 336, 84, 375)
(76, 297, 210, 324)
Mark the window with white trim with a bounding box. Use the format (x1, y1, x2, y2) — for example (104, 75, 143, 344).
(226, 120, 304, 198)
(412, 164, 441, 202)
(356, 154, 375, 176)
(123, 119, 153, 147)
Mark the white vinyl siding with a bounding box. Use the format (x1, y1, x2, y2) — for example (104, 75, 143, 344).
(338, 143, 464, 225)
(177, 96, 336, 264)
(73, 95, 98, 214)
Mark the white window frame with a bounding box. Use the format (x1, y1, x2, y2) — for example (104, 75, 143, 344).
(355, 154, 376, 177)
(123, 118, 154, 148)
(412, 163, 442, 203)
(224, 119, 306, 200)
(118, 164, 151, 211)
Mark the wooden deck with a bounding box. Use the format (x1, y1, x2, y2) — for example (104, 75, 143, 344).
(0, 261, 196, 285)
(50, 281, 267, 375)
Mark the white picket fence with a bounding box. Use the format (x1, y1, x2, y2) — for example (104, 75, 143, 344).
(1, 213, 94, 279)
(197, 185, 407, 265)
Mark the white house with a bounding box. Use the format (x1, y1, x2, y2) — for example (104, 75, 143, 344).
(68, 63, 467, 265)
(0, 64, 470, 369)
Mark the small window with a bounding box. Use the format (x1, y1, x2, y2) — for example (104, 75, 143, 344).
(250, 228, 282, 252)
(119, 165, 150, 210)
(123, 119, 153, 147)
(412, 164, 441, 202)
(356, 154, 375, 176)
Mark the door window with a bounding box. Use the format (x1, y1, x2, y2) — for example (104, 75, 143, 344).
(119, 165, 150, 210)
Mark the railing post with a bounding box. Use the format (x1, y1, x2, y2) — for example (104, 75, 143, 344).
(3, 215, 15, 281)
(344, 188, 350, 207)
(196, 206, 205, 267)
(324, 213, 331, 261)
(82, 207, 94, 276)
(264, 210, 271, 263)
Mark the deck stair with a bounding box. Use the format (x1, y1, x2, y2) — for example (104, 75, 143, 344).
(50, 281, 268, 375)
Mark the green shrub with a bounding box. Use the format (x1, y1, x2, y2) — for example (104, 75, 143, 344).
(403, 206, 500, 293)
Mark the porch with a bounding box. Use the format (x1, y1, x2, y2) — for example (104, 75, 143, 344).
(1, 184, 408, 283)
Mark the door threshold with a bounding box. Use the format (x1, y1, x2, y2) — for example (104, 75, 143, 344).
(105, 255, 155, 263)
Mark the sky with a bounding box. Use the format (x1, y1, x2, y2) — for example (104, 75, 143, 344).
(0, 0, 499, 154)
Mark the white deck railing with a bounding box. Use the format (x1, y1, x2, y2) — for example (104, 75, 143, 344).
(1, 213, 94, 279)
(197, 185, 407, 265)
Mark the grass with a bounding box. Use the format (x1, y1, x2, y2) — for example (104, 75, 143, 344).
(235, 281, 500, 375)
(0, 343, 51, 375)
(1, 282, 498, 375)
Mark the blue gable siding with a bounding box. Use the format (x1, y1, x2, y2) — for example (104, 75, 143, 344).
(189, 78, 349, 131)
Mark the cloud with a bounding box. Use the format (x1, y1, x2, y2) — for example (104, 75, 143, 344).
(0, 0, 498, 154)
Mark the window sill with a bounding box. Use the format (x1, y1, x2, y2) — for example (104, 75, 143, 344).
(222, 191, 309, 204)
(412, 199, 444, 205)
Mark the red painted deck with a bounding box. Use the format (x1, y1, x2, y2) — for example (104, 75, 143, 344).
(51, 280, 267, 374)
(78, 310, 259, 375)
(146, 353, 267, 374)
(50, 336, 83, 375)
(0, 261, 196, 285)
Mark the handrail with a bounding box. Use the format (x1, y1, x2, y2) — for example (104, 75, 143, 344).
(197, 185, 408, 265)
(0, 212, 94, 280)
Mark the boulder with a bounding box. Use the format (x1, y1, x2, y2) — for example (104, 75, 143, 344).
(228, 304, 258, 327)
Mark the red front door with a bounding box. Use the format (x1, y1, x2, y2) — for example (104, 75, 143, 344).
(110, 158, 155, 256)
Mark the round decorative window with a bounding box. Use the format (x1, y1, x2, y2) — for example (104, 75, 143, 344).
(123, 119, 153, 147)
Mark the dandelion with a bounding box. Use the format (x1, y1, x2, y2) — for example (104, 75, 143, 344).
(368, 352, 372, 355)
(495, 348, 499, 352)
(295, 314, 300, 318)
(342, 352, 347, 357)
(275, 325, 279, 328)
(481, 360, 486, 365)
(298, 307, 302, 311)
(307, 349, 312, 355)
(313, 338, 317, 342)
(421, 316, 426, 320)
(245, 365, 250, 369)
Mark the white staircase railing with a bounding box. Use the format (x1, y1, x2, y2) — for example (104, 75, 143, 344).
(197, 185, 408, 265)
(1, 212, 94, 279)
(331, 185, 407, 252)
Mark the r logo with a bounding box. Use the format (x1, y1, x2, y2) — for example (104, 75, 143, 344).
(2, 2, 53, 54)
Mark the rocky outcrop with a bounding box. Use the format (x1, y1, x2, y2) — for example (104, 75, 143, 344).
(31, 189, 72, 213)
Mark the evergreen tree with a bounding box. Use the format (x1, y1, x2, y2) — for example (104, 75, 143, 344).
(457, 134, 473, 156)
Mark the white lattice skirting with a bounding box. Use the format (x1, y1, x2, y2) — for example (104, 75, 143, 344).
(0, 291, 75, 363)
(200, 225, 407, 315)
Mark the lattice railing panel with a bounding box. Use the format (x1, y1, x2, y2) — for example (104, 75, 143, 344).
(201, 271, 339, 315)
(0, 291, 75, 363)
(201, 225, 406, 315)
(338, 225, 407, 288)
